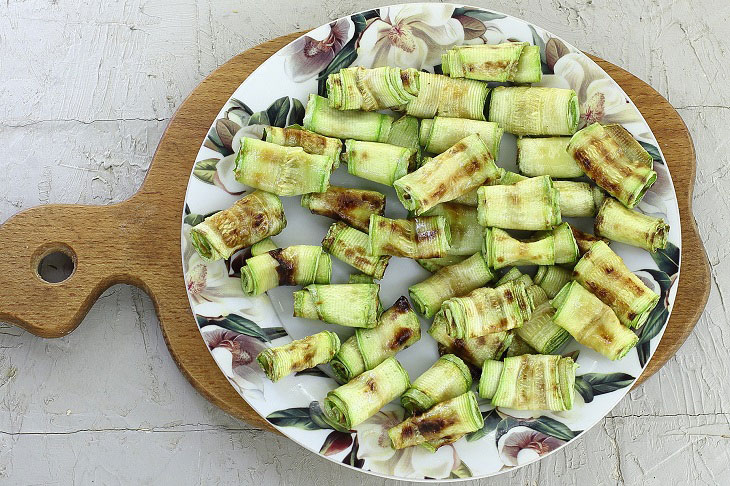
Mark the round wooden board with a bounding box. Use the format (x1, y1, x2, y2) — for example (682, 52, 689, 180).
(0, 33, 710, 431)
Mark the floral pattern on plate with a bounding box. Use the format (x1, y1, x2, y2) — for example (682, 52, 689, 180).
(180, 3, 681, 481)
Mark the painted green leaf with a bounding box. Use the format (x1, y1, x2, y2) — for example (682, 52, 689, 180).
(266, 97, 291, 128)
(217, 314, 271, 342)
(466, 409, 500, 442)
(193, 158, 219, 184)
(229, 98, 254, 114)
(651, 241, 680, 276)
(528, 25, 550, 73)
(247, 110, 270, 126)
(289, 98, 305, 126)
(263, 327, 288, 341)
(216, 118, 241, 151)
(574, 376, 594, 403)
(319, 430, 353, 456)
(183, 213, 205, 226)
(637, 304, 668, 367)
(316, 12, 370, 95)
(267, 406, 323, 430)
(576, 372, 635, 403)
(496, 416, 578, 444)
(449, 461, 473, 478)
(452, 7, 507, 21)
(309, 401, 348, 432)
(639, 141, 664, 164)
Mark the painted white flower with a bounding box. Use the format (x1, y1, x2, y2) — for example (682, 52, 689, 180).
(553, 53, 643, 127)
(357, 5, 464, 69)
(202, 325, 267, 398)
(497, 426, 566, 466)
(281, 18, 353, 82)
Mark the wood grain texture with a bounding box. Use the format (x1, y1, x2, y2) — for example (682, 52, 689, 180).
(0, 33, 709, 431)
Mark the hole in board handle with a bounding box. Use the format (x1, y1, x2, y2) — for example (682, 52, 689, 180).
(32, 244, 77, 284)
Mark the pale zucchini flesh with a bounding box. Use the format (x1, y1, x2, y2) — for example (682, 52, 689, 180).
(301, 185, 386, 233)
(293, 284, 380, 328)
(256, 331, 340, 382)
(594, 197, 669, 252)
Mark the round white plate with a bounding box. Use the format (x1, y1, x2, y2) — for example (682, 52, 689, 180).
(181, 3, 681, 481)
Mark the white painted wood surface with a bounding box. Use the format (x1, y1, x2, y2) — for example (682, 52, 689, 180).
(1, 0, 728, 483)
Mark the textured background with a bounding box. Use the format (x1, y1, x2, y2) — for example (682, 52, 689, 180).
(1, 0, 728, 484)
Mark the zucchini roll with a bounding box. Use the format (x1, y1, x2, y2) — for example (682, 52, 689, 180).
(293, 284, 380, 328)
(324, 357, 410, 429)
(488, 87, 580, 136)
(420, 202, 481, 256)
(434, 280, 531, 340)
(322, 222, 391, 279)
(303, 94, 394, 142)
(441, 42, 541, 83)
(401, 355, 472, 414)
(388, 391, 483, 450)
(256, 331, 340, 382)
(190, 190, 286, 261)
(406, 73, 490, 120)
(326, 66, 419, 111)
(479, 355, 577, 411)
(419, 117, 503, 156)
(477, 175, 561, 230)
(567, 123, 656, 208)
(516, 136, 583, 178)
(495, 266, 532, 287)
(554, 181, 605, 218)
(416, 255, 468, 273)
(235, 138, 333, 196)
(394, 134, 501, 215)
(551, 281, 639, 360)
(345, 140, 416, 186)
(534, 265, 573, 298)
(430, 319, 513, 366)
(264, 126, 342, 168)
(330, 297, 420, 383)
(594, 198, 669, 252)
(515, 302, 571, 354)
(348, 274, 374, 284)
(451, 170, 525, 206)
(241, 245, 331, 296)
(301, 185, 385, 233)
(483, 223, 579, 269)
(250, 237, 278, 256)
(573, 240, 659, 328)
(409, 252, 495, 318)
(505, 334, 537, 357)
(571, 226, 608, 256)
(386, 115, 421, 168)
(368, 215, 451, 259)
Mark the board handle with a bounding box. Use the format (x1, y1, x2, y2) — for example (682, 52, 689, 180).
(0, 199, 159, 337)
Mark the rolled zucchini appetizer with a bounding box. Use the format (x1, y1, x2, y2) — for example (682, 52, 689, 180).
(479, 355, 577, 411)
(567, 123, 656, 208)
(573, 240, 660, 328)
(250, 237, 278, 256)
(515, 302, 571, 354)
(329, 336, 366, 384)
(441, 42, 541, 83)
(368, 215, 451, 259)
(401, 355, 472, 414)
(430, 319, 513, 366)
(477, 175, 561, 230)
(303, 94, 394, 142)
(551, 281, 639, 360)
(301, 185, 385, 233)
(505, 334, 537, 357)
(483, 223, 579, 269)
(594, 198, 669, 252)
(516, 136, 583, 178)
(434, 280, 531, 340)
(234, 138, 333, 196)
(419, 117, 503, 156)
(190, 190, 286, 261)
(326, 66, 418, 111)
(450, 169, 525, 206)
(386, 115, 421, 168)
(256, 331, 340, 382)
(420, 202, 481, 256)
(406, 72, 490, 120)
(534, 265, 573, 298)
(388, 391, 483, 450)
(409, 252, 495, 318)
(488, 86, 580, 136)
(264, 125, 342, 168)
(495, 266, 532, 287)
(293, 284, 380, 328)
(324, 357, 410, 429)
(571, 226, 608, 256)
(322, 222, 391, 279)
(416, 254, 468, 273)
(345, 140, 415, 187)
(394, 134, 501, 215)
(348, 274, 374, 284)
(241, 245, 332, 296)
(554, 181, 605, 218)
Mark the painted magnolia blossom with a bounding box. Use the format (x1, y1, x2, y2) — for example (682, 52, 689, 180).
(551, 52, 643, 127)
(497, 426, 566, 466)
(357, 5, 464, 69)
(201, 325, 267, 397)
(282, 18, 353, 82)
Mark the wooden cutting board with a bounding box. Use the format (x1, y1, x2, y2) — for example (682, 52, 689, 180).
(0, 33, 710, 431)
